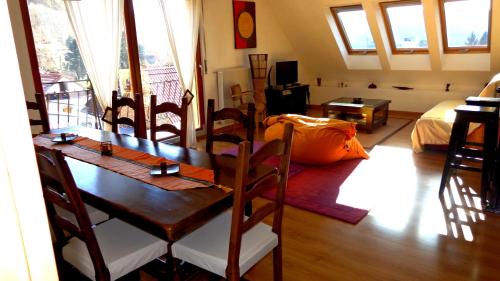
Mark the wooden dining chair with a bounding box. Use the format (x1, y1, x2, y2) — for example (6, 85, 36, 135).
(206, 98, 256, 154)
(231, 84, 266, 129)
(111, 90, 146, 138)
(172, 122, 294, 281)
(230, 84, 253, 110)
(36, 147, 168, 281)
(26, 93, 50, 134)
(150, 95, 188, 146)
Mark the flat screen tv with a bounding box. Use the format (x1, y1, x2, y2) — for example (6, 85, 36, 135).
(276, 60, 298, 87)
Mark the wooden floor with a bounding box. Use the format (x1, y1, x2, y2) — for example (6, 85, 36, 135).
(145, 110, 500, 281)
(240, 111, 499, 281)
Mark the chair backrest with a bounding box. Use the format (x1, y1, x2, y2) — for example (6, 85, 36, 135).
(26, 93, 50, 133)
(230, 84, 246, 107)
(226, 122, 293, 279)
(35, 147, 110, 280)
(206, 99, 256, 154)
(111, 90, 145, 138)
(150, 95, 188, 146)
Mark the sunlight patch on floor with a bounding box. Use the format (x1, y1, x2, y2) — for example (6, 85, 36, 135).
(436, 177, 485, 242)
(341, 145, 419, 232)
(347, 144, 486, 242)
(416, 174, 485, 243)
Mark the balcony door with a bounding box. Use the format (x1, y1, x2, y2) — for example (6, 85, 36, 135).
(22, 0, 203, 134)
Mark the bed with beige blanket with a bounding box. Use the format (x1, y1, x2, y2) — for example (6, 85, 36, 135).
(411, 73, 500, 152)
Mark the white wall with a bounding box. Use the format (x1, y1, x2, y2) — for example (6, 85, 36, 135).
(266, 0, 497, 112)
(12, 0, 500, 116)
(201, 0, 303, 108)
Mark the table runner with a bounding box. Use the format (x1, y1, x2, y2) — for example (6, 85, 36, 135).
(33, 135, 214, 191)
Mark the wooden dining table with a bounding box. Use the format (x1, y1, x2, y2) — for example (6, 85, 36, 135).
(47, 127, 274, 243)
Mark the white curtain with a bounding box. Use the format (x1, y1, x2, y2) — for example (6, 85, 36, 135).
(1, 1, 58, 279)
(157, 0, 202, 148)
(65, 0, 124, 126)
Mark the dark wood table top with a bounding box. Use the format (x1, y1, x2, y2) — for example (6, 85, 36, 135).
(50, 127, 274, 242)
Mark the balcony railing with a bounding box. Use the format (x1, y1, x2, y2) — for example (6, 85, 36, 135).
(42, 80, 102, 130)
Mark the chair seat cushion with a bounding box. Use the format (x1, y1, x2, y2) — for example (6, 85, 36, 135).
(172, 210, 278, 278)
(63, 218, 168, 281)
(55, 204, 109, 226)
(264, 114, 369, 164)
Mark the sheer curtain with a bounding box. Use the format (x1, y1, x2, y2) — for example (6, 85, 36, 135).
(65, 0, 124, 128)
(157, 0, 202, 148)
(1, 1, 58, 278)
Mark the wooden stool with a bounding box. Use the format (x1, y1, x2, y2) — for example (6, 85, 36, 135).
(439, 104, 498, 206)
(465, 97, 500, 209)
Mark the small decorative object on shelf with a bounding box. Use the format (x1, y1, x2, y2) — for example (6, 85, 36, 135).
(392, 86, 414, 90)
(352, 97, 363, 104)
(368, 83, 377, 89)
(100, 141, 113, 156)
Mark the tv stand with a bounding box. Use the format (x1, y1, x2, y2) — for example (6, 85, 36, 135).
(276, 83, 302, 90)
(265, 84, 309, 115)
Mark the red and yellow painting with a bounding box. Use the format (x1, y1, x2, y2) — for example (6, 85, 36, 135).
(233, 1, 256, 49)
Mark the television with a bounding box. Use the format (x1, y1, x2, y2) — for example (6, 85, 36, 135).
(275, 60, 298, 87)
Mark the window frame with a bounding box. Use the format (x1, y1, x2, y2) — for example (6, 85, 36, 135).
(21, 0, 205, 132)
(380, 0, 429, 54)
(438, 0, 492, 54)
(330, 5, 377, 55)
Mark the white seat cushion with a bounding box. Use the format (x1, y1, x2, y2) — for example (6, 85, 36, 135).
(55, 204, 109, 225)
(172, 210, 278, 277)
(63, 218, 168, 281)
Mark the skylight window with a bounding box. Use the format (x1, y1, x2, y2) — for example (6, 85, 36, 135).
(380, 1, 428, 54)
(331, 5, 376, 54)
(439, 0, 491, 53)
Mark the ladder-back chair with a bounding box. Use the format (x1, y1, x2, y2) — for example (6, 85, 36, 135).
(206, 98, 256, 154)
(172, 122, 294, 280)
(111, 90, 145, 138)
(36, 147, 168, 281)
(150, 94, 188, 146)
(26, 93, 50, 134)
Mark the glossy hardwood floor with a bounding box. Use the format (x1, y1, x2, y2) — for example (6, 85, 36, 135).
(141, 111, 500, 281)
(240, 111, 500, 281)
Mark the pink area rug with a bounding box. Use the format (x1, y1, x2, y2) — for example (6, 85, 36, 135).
(262, 158, 367, 224)
(220, 142, 369, 224)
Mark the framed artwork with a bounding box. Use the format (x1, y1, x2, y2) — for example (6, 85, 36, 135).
(233, 1, 256, 49)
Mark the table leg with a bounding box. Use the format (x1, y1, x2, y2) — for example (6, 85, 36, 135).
(166, 243, 181, 281)
(383, 104, 389, 126)
(322, 106, 329, 118)
(365, 109, 373, 134)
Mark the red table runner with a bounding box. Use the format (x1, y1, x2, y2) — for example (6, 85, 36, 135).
(33, 135, 215, 191)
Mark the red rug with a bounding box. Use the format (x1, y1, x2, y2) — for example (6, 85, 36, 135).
(262, 158, 367, 224)
(220, 142, 369, 224)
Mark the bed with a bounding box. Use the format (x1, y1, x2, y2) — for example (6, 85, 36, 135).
(411, 73, 500, 153)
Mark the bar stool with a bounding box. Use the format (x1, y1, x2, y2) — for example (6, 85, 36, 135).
(439, 104, 498, 206)
(465, 97, 500, 209)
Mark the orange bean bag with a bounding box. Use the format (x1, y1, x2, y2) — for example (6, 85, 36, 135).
(263, 114, 369, 165)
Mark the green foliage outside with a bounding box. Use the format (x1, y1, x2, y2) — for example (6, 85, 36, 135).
(465, 31, 488, 46)
(65, 37, 87, 80)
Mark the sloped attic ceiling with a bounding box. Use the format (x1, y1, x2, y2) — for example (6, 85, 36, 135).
(266, 0, 500, 87)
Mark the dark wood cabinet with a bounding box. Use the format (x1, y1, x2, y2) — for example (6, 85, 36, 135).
(265, 84, 309, 116)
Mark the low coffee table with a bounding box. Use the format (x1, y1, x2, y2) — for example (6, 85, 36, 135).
(322, 97, 391, 133)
